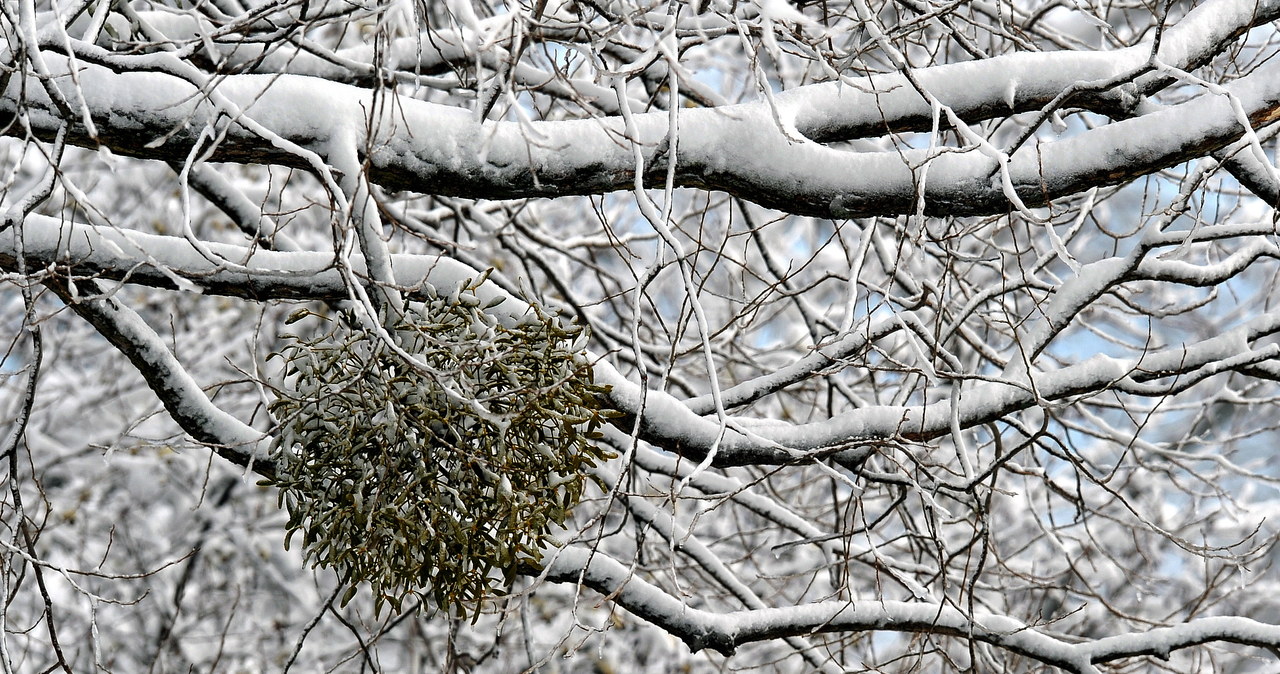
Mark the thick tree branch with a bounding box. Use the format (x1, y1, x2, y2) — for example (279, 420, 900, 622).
(5, 1, 1280, 220)
(86, 0, 1280, 139)
(8, 216, 1280, 467)
(0, 214, 521, 317)
(544, 545, 1280, 671)
(41, 277, 272, 474)
(543, 546, 1095, 670)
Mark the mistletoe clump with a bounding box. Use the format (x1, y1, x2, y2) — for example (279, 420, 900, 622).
(267, 279, 613, 616)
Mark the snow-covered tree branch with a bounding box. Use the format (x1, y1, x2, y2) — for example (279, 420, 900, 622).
(4, 0, 1280, 670)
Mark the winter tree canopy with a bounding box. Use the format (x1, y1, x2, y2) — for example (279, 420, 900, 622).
(5, 0, 1280, 670)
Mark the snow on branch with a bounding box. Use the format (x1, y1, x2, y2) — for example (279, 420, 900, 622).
(543, 545, 1280, 672)
(40, 277, 271, 472)
(8, 215, 1280, 468)
(79, 0, 1280, 141)
(7, 0, 1280, 667)
(0, 213, 524, 320)
(5, 1, 1280, 220)
(597, 311, 1280, 464)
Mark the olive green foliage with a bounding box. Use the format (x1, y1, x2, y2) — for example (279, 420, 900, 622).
(266, 279, 613, 616)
